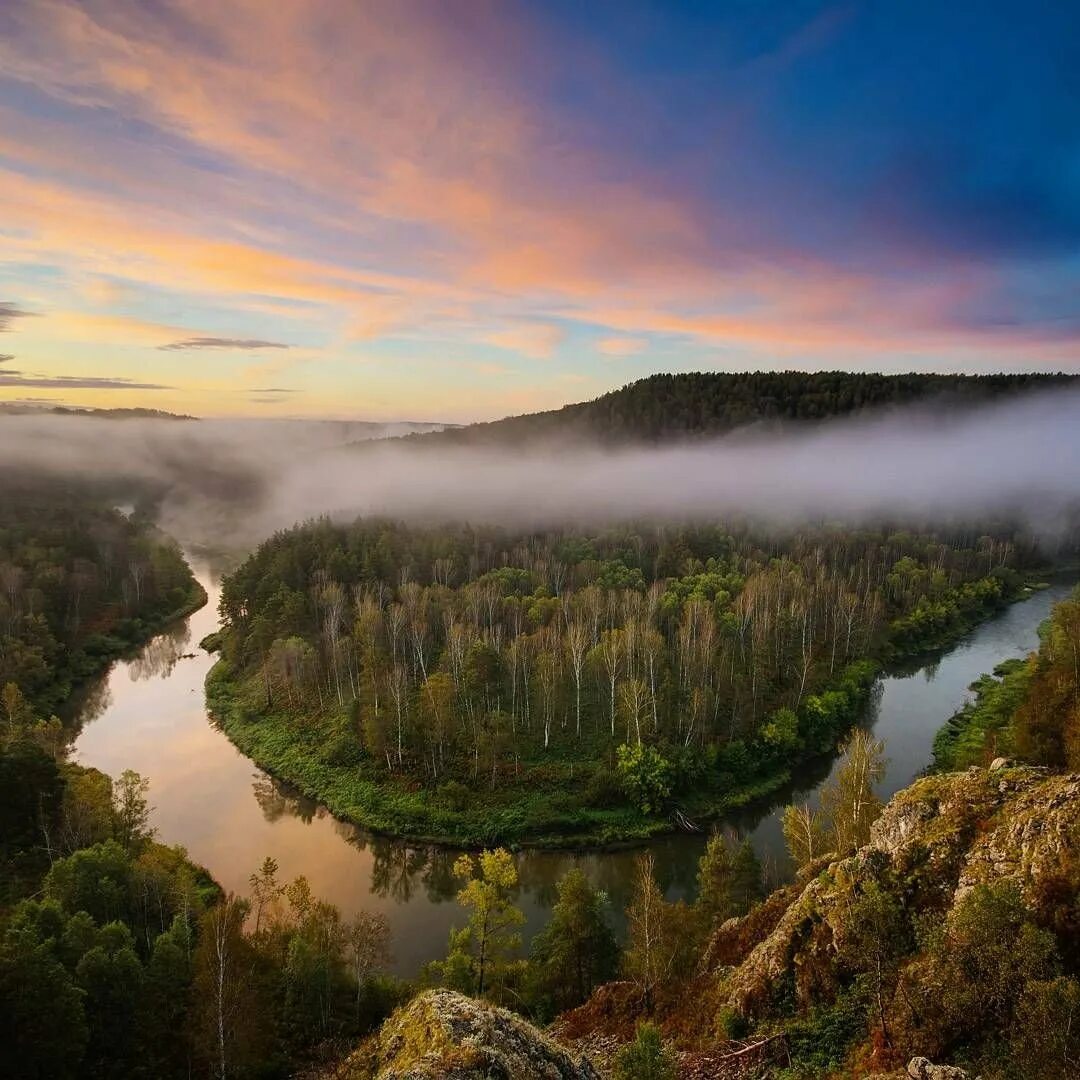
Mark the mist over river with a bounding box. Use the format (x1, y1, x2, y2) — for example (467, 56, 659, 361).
(68, 552, 1075, 977)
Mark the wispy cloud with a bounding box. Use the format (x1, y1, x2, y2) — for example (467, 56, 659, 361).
(160, 337, 291, 352)
(0, 369, 172, 390)
(0, 354, 14, 364)
(0, 301, 34, 332)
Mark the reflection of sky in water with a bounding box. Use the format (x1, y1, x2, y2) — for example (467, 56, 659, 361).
(70, 560, 1075, 976)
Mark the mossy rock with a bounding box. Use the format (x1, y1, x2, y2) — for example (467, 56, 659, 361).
(374, 989, 600, 1079)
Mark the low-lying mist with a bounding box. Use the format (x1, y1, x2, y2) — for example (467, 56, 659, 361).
(2, 390, 1079, 551)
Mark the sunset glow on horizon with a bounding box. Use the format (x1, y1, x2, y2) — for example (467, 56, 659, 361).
(0, 1, 1077, 420)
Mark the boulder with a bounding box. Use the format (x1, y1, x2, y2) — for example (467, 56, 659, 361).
(907, 1056, 975, 1079)
(374, 989, 600, 1080)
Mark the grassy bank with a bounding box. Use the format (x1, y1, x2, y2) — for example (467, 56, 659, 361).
(205, 656, 878, 848)
(931, 657, 1034, 770)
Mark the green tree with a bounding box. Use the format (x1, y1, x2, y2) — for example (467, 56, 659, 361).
(820, 729, 885, 854)
(248, 855, 283, 935)
(529, 867, 618, 1013)
(345, 910, 393, 1025)
(904, 883, 1059, 1060)
(144, 915, 196, 1079)
(729, 839, 764, 914)
(0, 741, 64, 900)
(113, 769, 153, 853)
(623, 853, 693, 1012)
(44, 839, 134, 925)
(1, 681, 31, 742)
(695, 832, 735, 931)
(836, 880, 909, 1050)
(0, 930, 87, 1079)
(441, 848, 525, 1001)
(1011, 976, 1080, 1078)
(192, 895, 268, 1080)
(59, 766, 114, 854)
(781, 802, 829, 869)
(75, 921, 145, 1079)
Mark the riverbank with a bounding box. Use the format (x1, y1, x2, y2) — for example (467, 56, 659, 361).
(204, 573, 1039, 849)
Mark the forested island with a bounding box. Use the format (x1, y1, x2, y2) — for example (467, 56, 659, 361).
(208, 517, 1043, 845)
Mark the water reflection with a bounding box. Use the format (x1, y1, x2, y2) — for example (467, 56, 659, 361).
(70, 678, 113, 726)
(68, 555, 1077, 977)
(128, 623, 192, 681)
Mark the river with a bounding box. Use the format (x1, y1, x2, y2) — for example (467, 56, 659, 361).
(69, 554, 1074, 976)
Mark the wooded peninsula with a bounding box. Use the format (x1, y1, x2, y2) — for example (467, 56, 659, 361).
(208, 517, 1046, 845)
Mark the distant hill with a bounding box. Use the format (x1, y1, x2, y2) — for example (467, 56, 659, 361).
(0, 404, 197, 420)
(397, 370, 1076, 447)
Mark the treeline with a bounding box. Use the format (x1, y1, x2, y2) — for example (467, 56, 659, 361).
(395, 370, 1076, 447)
(213, 518, 1029, 842)
(0, 480, 201, 715)
(934, 584, 1080, 771)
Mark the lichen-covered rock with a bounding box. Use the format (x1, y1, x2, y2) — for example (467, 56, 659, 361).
(956, 772, 1080, 901)
(714, 767, 1080, 1019)
(373, 989, 600, 1080)
(906, 1056, 976, 1079)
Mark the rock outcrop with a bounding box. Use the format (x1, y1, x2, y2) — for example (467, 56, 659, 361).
(713, 766, 1080, 1018)
(366, 989, 600, 1080)
(906, 1056, 975, 1080)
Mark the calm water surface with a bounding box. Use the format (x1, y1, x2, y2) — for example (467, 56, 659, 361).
(70, 556, 1074, 976)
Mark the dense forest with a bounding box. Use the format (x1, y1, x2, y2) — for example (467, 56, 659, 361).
(395, 371, 1076, 447)
(210, 517, 1039, 843)
(0, 479, 203, 716)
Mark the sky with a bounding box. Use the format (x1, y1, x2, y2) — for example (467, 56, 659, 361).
(0, 1, 1077, 421)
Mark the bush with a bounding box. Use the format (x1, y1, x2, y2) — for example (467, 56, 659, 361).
(322, 731, 364, 767)
(436, 780, 473, 813)
(584, 766, 624, 808)
(613, 1022, 677, 1080)
(616, 744, 673, 815)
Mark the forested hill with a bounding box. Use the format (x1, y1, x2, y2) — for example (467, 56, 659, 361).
(0, 404, 197, 419)
(397, 371, 1075, 447)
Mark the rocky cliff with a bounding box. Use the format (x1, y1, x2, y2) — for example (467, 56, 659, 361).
(714, 764, 1080, 1019)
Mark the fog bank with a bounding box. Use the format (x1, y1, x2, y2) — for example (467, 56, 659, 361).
(2, 391, 1079, 549)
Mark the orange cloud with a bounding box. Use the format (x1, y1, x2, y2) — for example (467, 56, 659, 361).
(482, 323, 564, 359)
(598, 336, 648, 358)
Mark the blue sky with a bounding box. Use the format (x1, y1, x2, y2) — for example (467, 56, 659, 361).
(0, 1, 1076, 419)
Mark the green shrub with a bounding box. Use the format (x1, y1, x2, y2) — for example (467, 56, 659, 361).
(436, 780, 473, 813)
(613, 1022, 676, 1080)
